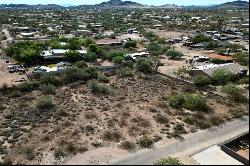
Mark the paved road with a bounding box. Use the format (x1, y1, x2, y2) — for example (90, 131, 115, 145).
(111, 116, 249, 165)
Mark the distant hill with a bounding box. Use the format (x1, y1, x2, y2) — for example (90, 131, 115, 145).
(0, 0, 249, 9)
(216, 0, 249, 9)
(0, 4, 63, 9)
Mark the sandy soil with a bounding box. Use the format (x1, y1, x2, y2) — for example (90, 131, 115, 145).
(145, 29, 188, 39)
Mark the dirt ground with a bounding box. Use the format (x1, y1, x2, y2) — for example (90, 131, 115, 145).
(0, 59, 28, 87)
(0, 74, 248, 165)
(145, 29, 188, 39)
(158, 43, 213, 75)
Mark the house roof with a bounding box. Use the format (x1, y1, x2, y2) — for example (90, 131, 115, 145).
(207, 54, 233, 61)
(192, 63, 247, 77)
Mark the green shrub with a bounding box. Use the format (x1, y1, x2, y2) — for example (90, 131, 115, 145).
(221, 84, 247, 102)
(82, 52, 97, 62)
(168, 93, 185, 109)
(40, 75, 60, 86)
(124, 40, 137, 48)
(193, 75, 210, 86)
(36, 96, 55, 110)
(116, 67, 134, 78)
(12, 90, 22, 97)
(76, 61, 88, 68)
(138, 135, 153, 148)
(233, 52, 249, 66)
(165, 50, 184, 59)
(88, 80, 110, 95)
(98, 74, 110, 83)
(211, 69, 234, 85)
(183, 94, 207, 111)
(106, 51, 124, 61)
(40, 84, 56, 95)
(136, 58, 153, 74)
(17, 82, 35, 92)
(154, 157, 183, 165)
(64, 50, 81, 62)
(112, 56, 124, 64)
(62, 67, 98, 83)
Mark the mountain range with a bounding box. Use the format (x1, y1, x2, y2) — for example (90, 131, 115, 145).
(0, 0, 249, 9)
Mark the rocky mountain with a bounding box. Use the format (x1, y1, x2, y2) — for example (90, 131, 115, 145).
(216, 0, 249, 9)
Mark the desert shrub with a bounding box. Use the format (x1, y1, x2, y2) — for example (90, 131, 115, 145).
(62, 67, 98, 83)
(209, 115, 225, 126)
(211, 69, 234, 85)
(116, 67, 134, 78)
(85, 112, 98, 119)
(174, 67, 189, 78)
(124, 40, 137, 48)
(12, 90, 22, 97)
(221, 84, 247, 102)
(119, 141, 136, 151)
(183, 94, 207, 111)
(154, 157, 183, 165)
(102, 130, 122, 142)
(147, 42, 161, 56)
(82, 52, 97, 62)
(154, 113, 169, 124)
(136, 58, 153, 74)
(233, 52, 249, 66)
(88, 80, 110, 95)
(64, 50, 82, 62)
(40, 84, 56, 95)
(138, 135, 153, 148)
(193, 75, 211, 86)
(36, 96, 55, 110)
(112, 56, 124, 64)
(172, 123, 187, 137)
(168, 93, 185, 109)
(54, 148, 65, 160)
(39, 75, 60, 86)
(106, 51, 124, 61)
(17, 82, 35, 92)
(76, 61, 88, 68)
(24, 147, 36, 160)
(131, 116, 151, 128)
(165, 50, 184, 59)
(98, 74, 110, 83)
(239, 77, 249, 85)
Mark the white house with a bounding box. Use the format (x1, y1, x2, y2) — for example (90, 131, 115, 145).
(41, 49, 87, 59)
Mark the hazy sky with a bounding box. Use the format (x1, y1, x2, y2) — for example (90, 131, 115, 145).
(1, 0, 249, 6)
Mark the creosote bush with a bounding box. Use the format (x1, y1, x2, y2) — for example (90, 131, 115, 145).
(36, 96, 55, 110)
(88, 80, 110, 95)
(154, 156, 183, 165)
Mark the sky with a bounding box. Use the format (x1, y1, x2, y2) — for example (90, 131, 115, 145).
(1, 0, 249, 6)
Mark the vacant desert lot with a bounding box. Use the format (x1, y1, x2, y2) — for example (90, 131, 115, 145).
(0, 74, 248, 165)
(145, 28, 188, 39)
